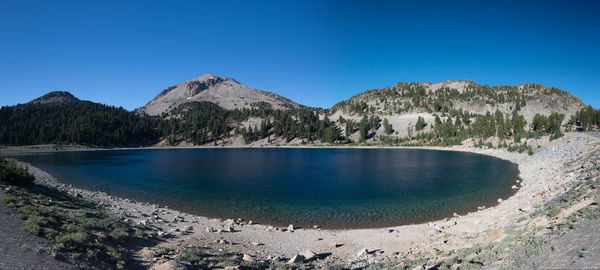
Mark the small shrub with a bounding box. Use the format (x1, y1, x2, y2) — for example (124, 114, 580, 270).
(0, 158, 35, 186)
(23, 222, 41, 235)
(177, 248, 207, 265)
(108, 228, 129, 242)
(56, 232, 90, 251)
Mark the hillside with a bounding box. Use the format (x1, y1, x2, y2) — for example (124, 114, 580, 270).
(138, 74, 302, 116)
(0, 93, 160, 146)
(330, 80, 586, 139)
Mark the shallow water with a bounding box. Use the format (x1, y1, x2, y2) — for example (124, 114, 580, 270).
(15, 148, 518, 229)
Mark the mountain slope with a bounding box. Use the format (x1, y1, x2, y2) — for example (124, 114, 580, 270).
(329, 80, 586, 138)
(138, 74, 302, 116)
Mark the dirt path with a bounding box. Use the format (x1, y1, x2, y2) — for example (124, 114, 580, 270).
(0, 192, 76, 270)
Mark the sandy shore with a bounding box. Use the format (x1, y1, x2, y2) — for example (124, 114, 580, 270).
(9, 132, 600, 268)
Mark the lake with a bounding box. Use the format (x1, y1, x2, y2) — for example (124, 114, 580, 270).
(15, 148, 519, 229)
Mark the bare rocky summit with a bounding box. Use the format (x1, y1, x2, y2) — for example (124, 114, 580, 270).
(28, 91, 81, 105)
(138, 74, 302, 116)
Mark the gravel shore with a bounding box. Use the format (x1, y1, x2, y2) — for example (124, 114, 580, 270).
(10, 132, 600, 268)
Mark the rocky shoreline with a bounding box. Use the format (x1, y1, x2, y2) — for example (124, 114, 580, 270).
(10, 132, 600, 269)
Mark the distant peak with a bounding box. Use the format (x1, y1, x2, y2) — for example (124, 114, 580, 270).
(190, 74, 222, 81)
(29, 91, 81, 104)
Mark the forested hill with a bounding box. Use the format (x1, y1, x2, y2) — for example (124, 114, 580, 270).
(0, 92, 160, 146)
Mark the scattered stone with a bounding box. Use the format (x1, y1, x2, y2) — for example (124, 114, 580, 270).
(378, 228, 393, 233)
(330, 243, 342, 248)
(242, 254, 254, 262)
(185, 225, 193, 232)
(219, 239, 229, 245)
(225, 219, 235, 226)
(152, 260, 187, 270)
(248, 220, 253, 225)
(223, 226, 234, 232)
(357, 248, 369, 257)
(300, 249, 316, 260)
(511, 185, 518, 189)
(205, 226, 214, 233)
(251, 242, 262, 246)
(411, 264, 425, 270)
(224, 266, 239, 270)
(288, 254, 304, 264)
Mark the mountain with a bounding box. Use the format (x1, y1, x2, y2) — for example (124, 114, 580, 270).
(28, 91, 82, 105)
(329, 80, 587, 139)
(138, 74, 302, 116)
(0, 92, 160, 147)
(1, 78, 597, 148)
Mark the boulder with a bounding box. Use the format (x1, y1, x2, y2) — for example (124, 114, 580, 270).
(152, 260, 188, 270)
(357, 248, 369, 257)
(300, 249, 316, 260)
(287, 254, 304, 264)
(242, 254, 254, 262)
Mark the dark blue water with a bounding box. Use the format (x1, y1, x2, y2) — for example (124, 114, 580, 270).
(15, 148, 518, 229)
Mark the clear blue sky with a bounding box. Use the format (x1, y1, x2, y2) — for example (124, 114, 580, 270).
(1, 0, 598, 110)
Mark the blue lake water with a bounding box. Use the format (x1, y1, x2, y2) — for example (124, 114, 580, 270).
(14, 148, 519, 229)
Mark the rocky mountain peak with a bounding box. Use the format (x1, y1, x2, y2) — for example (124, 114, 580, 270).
(139, 74, 301, 116)
(29, 91, 81, 105)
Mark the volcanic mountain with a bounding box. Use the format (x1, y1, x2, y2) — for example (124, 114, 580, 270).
(138, 74, 302, 116)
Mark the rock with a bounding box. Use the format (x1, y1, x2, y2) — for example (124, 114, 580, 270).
(223, 226, 234, 232)
(152, 260, 187, 270)
(224, 219, 235, 226)
(219, 239, 229, 245)
(330, 243, 342, 248)
(357, 248, 369, 257)
(224, 266, 239, 270)
(497, 198, 503, 203)
(411, 264, 425, 270)
(511, 185, 518, 189)
(185, 225, 193, 232)
(205, 226, 214, 233)
(288, 254, 304, 264)
(287, 224, 295, 232)
(300, 249, 316, 260)
(248, 220, 253, 225)
(378, 228, 393, 233)
(242, 254, 254, 262)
